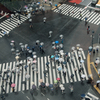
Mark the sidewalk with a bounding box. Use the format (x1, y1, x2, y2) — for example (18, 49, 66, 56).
(88, 43, 100, 94)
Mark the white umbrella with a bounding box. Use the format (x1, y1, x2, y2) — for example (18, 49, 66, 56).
(52, 46, 55, 49)
(59, 34, 63, 38)
(33, 55, 37, 58)
(36, 40, 40, 43)
(32, 52, 36, 55)
(95, 60, 100, 64)
(59, 44, 63, 48)
(52, 42, 55, 45)
(81, 74, 86, 78)
(25, 44, 28, 47)
(19, 43, 23, 45)
(31, 82, 34, 85)
(76, 44, 80, 47)
(16, 50, 19, 52)
(96, 46, 99, 48)
(10, 43, 14, 46)
(16, 53, 20, 56)
(60, 84, 63, 88)
(27, 57, 31, 59)
(11, 48, 15, 51)
(25, 74, 30, 79)
(49, 31, 52, 34)
(96, 57, 99, 60)
(21, 45, 24, 48)
(46, 83, 49, 87)
(93, 47, 96, 49)
(80, 60, 84, 63)
(40, 42, 44, 45)
(61, 86, 65, 90)
(71, 47, 75, 50)
(29, 50, 32, 53)
(56, 45, 59, 48)
(59, 58, 63, 62)
(79, 48, 83, 51)
(96, 80, 100, 83)
(15, 56, 19, 60)
(89, 46, 92, 49)
(59, 50, 63, 53)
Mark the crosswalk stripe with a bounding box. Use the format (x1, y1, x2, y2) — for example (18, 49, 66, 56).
(52, 61, 56, 83)
(85, 95, 92, 100)
(87, 92, 99, 99)
(41, 57, 44, 82)
(81, 50, 86, 59)
(26, 63, 29, 90)
(38, 58, 40, 86)
(15, 62, 18, 92)
(48, 56, 53, 84)
(53, 4, 100, 25)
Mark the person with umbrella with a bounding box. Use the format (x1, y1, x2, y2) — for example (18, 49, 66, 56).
(70, 74, 74, 80)
(32, 84, 36, 91)
(11, 83, 16, 92)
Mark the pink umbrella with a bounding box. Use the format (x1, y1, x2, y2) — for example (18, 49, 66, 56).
(45, 0, 47, 1)
(11, 40, 14, 43)
(33, 60, 37, 63)
(56, 78, 60, 81)
(11, 83, 16, 87)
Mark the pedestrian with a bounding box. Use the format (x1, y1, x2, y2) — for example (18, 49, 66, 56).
(43, 17, 46, 23)
(87, 26, 90, 34)
(93, 49, 95, 54)
(1, 94, 5, 100)
(17, 20, 20, 27)
(74, 67, 77, 73)
(41, 49, 45, 54)
(29, 18, 33, 28)
(85, 17, 88, 25)
(96, 47, 98, 53)
(63, 70, 66, 77)
(12, 87, 15, 92)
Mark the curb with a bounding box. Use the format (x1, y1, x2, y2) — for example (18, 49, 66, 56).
(88, 53, 100, 94)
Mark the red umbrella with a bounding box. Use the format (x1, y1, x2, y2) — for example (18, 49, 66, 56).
(56, 78, 60, 81)
(11, 83, 16, 87)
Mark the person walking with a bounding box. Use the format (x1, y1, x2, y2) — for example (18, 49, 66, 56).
(87, 26, 90, 34)
(17, 20, 20, 27)
(43, 17, 46, 23)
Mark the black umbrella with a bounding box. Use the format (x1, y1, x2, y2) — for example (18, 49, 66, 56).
(71, 74, 74, 78)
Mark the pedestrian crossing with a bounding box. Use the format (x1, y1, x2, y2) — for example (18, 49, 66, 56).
(85, 92, 99, 100)
(53, 4, 100, 25)
(0, 14, 28, 38)
(0, 49, 88, 94)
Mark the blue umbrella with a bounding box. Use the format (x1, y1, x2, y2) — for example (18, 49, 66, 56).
(55, 4, 57, 6)
(58, 67, 62, 71)
(46, 62, 49, 65)
(81, 94, 85, 97)
(3, 32, 6, 34)
(25, 65, 28, 68)
(55, 55, 59, 58)
(49, 84, 53, 88)
(55, 41, 59, 44)
(51, 55, 54, 58)
(38, 2, 40, 4)
(55, 57, 59, 60)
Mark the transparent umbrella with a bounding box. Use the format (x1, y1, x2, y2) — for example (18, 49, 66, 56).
(32, 52, 36, 55)
(19, 43, 23, 45)
(59, 34, 63, 38)
(40, 42, 44, 45)
(33, 55, 37, 58)
(11, 48, 15, 52)
(36, 40, 40, 43)
(10, 43, 14, 46)
(21, 45, 24, 48)
(49, 31, 52, 34)
(76, 44, 80, 47)
(71, 47, 75, 50)
(59, 44, 63, 48)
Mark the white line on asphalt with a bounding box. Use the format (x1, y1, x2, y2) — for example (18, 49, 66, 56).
(26, 96, 30, 100)
(41, 92, 45, 96)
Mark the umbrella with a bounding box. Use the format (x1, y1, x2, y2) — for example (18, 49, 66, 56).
(54, 80, 58, 83)
(21, 45, 24, 48)
(11, 40, 14, 43)
(96, 57, 99, 60)
(89, 46, 92, 49)
(55, 41, 59, 44)
(81, 74, 86, 78)
(41, 82, 45, 87)
(36, 40, 40, 43)
(39, 79, 43, 83)
(19, 43, 23, 45)
(25, 44, 28, 47)
(59, 58, 63, 62)
(46, 83, 49, 87)
(55, 4, 57, 6)
(96, 80, 100, 83)
(59, 44, 63, 48)
(51, 55, 54, 58)
(10, 43, 14, 46)
(11, 83, 15, 87)
(49, 31, 52, 34)
(11, 48, 15, 52)
(93, 47, 96, 49)
(56, 78, 60, 81)
(56, 45, 59, 48)
(33, 60, 37, 63)
(79, 48, 83, 51)
(40, 42, 44, 45)
(81, 94, 85, 98)
(33, 55, 37, 58)
(15, 56, 19, 59)
(61, 86, 65, 90)
(96, 46, 99, 48)
(71, 74, 74, 78)
(31, 82, 34, 85)
(71, 47, 75, 50)
(58, 67, 62, 71)
(32, 52, 36, 55)
(49, 84, 53, 88)
(59, 84, 63, 88)
(59, 34, 63, 38)
(52, 42, 55, 45)
(76, 44, 80, 47)
(59, 50, 63, 53)
(32, 84, 36, 90)
(16, 53, 20, 56)
(29, 50, 32, 53)
(54, 84, 58, 88)
(80, 60, 84, 63)
(25, 74, 30, 79)
(96, 60, 100, 64)
(55, 57, 59, 60)
(16, 50, 19, 52)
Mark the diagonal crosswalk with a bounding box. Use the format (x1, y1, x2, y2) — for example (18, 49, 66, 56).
(0, 14, 28, 38)
(53, 4, 100, 25)
(0, 49, 88, 94)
